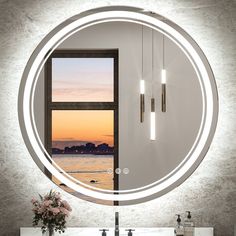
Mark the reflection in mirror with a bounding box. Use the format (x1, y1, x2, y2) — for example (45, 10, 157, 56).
(35, 21, 202, 192)
(52, 110, 114, 191)
(52, 57, 114, 102)
(25, 11, 218, 205)
(42, 50, 119, 202)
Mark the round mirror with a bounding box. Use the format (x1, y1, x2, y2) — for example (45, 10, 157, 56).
(18, 6, 218, 205)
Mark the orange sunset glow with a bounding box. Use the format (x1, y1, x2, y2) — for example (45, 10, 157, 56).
(52, 110, 114, 148)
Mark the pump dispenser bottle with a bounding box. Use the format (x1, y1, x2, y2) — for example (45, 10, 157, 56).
(184, 211, 194, 236)
(174, 214, 184, 236)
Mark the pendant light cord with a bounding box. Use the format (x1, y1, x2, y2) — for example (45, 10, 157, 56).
(142, 25, 144, 77)
(163, 34, 165, 69)
(152, 29, 154, 97)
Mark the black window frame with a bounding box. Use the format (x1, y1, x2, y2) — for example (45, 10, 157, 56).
(44, 49, 119, 194)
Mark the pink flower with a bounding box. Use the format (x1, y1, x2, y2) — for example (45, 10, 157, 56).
(62, 200, 72, 211)
(32, 207, 38, 212)
(43, 200, 53, 207)
(59, 207, 70, 216)
(55, 193, 61, 199)
(31, 190, 72, 227)
(31, 198, 37, 204)
(37, 206, 45, 214)
(51, 207, 60, 215)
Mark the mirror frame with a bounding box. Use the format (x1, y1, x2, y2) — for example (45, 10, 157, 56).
(18, 6, 218, 205)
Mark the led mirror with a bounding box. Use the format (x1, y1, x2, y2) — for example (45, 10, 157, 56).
(18, 6, 218, 205)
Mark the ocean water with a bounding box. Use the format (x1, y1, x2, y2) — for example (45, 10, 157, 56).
(52, 154, 114, 190)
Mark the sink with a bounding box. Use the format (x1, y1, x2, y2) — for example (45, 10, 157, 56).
(120, 228, 173, 236)
(20, 227, 213, 236)
(20, 228, 113, 236)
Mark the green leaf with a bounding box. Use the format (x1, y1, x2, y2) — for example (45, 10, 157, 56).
(39, 194, 43, 201)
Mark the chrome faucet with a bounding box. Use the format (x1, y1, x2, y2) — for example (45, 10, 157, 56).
(115, 212, 119, 236)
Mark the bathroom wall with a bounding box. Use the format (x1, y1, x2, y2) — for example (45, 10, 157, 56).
(0, 1, 235, 236)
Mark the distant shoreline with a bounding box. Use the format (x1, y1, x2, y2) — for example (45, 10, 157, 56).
(52, 153, 113, 157)
(52, 142, 114, 155)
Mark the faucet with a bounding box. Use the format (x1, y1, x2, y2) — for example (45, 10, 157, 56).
(125, 229, 135, 236)
(115, 212, 119, 236)
(99, 229, 109, 236)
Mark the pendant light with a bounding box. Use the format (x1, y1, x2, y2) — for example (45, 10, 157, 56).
(161, 34, 167, 112)
(150, 29, 156, 140)
(140, 25, 145, 123)
(150, 97, 156, 140)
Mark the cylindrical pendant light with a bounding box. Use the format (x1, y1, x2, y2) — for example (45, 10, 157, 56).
(140, 80, 145, 122)
(150, 29, 156, 140)
(161, 35, 167, 112)
(140, 25, 145, 122)
(150, 98, 156, 140)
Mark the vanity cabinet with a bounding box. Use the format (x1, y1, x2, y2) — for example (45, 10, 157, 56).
(20, 227, 214, 236)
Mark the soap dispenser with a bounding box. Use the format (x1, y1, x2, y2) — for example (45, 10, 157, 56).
(184, 211, 194, 236)
(184, 211, 194, 227)
(174, 214, 184, 236)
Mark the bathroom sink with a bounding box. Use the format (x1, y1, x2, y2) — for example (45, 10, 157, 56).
(119, 228, 213, 236)
(119, 228, 173, 236)
(20, 227, 213, 236)
(20, 227, 113, 236)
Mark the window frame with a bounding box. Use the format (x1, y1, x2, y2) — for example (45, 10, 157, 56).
(44, 49, 119, 193)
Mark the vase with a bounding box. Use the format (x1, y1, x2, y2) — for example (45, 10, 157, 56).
(42, 227, 55, 236)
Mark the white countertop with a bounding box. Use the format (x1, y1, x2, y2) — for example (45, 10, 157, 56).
(20, 227, 214, 236)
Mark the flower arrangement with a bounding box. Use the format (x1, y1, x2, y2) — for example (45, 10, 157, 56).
(31, 190, 72, 235)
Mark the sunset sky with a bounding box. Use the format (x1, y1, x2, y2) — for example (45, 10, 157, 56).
(52, 58, 114, 102)
(52, 110, 114, 149)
